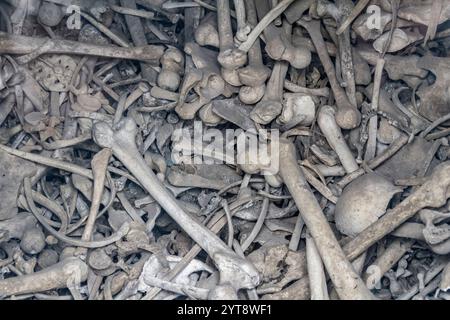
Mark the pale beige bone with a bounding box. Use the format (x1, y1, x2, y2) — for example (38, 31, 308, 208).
(92, 118, 260, 299)
(317, 105, 359, 174)
(0, 257, 88, 297)
(277, 138, 374, 299)
(237, 0, 271, 104)
(217, 0, 247, 86)
(298, 19, 360, 129)
(0, 32, 164, 62)
(194, 13, 220, 48)
(255, 0, 311, 69)
(158, 47, 184, 92)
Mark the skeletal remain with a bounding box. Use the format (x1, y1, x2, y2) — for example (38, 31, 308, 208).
(38, 1, 64, 27)
(416, 55, 450, 122)
(306, 233, 329, 300)
(278, 94, 316, 129)
(255, 0, 311, 69)
(373, 28, 422, 53)
(277, 138, 374, 299)
(211, 99, 256, 131)
(363, 239, 414, 290)
(250, 61, 288, 125)
(217, 0, 247, 86)
(299, 19, 360, 129)
(233, 0, 251, 43)
(335, 173, 403, 237)
(317, 105, 359, 174)
(158, 47, 184, 92)
(0, 257, 88, 297)
(237, 0, 271, 105)
(0, 213, 37, 243)
(92, 118, 260, 299)
(194, 13, 220, 48)
(0, 32, 165, 62)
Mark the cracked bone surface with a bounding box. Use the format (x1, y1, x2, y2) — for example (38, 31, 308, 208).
(277, 138, 374, 299)
(0, 257, 88, 297)
(92, 117, 260, 299)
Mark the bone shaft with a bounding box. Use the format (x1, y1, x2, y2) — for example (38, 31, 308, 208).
(217, 0, 234, 49)
(0, 258, 88, 297)
(245, 0, 264, 66)
(0, 33, 163, 61)
(111, 143, 235, 259)
(279, 140, 374, 300)
(363, 239, 413, 289)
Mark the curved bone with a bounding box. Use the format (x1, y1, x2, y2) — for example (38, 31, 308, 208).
(92, 118, 260, 299)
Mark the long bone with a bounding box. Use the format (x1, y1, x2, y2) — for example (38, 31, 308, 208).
(92, 118, 260, 299)
(255, 0, 311, 69)
(217, 0, 247, 86)
(298, 19, 361, 130)
(277, 138, 374, 300)
(0, 32, 164, 62)
(237, 0, 271, 105)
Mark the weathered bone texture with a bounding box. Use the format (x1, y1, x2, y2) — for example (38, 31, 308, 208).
(278, 138, 374, 300)
(92, 118, 260, 299)
(0, 257, 88, 297)
(0, 32, 165, 62)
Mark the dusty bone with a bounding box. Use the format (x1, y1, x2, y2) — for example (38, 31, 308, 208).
(373, 28, 422, 53)
(306, 233, 329, 300)
(318, 0, 358, 107)
(194, 13, 220, 48)
(299, 19, 360, 130)
(92, 118, 260, 298)
(278, 93, 316, 129)
(211, 98, 256, 131)
(363, 239, 414, 290)
(416, 55, 450, 122)
(157, 47, 184, 92)
(278, 138, 374, 299)
(0, 213, 37, 243)
(250, 61, 288, 124)
(334, 173, 403, 237)
(284, 80, 330, 97)
(0, 32, 164, 62)
(217, 0, 247, 86)
(0, 147, 38, 221)
(255, 0, 311, 69)
(357, 46, 428, 87)
(0, 257, 88, 297)
(233, 0, 251, 43)
(237, 0, 271, 105)
(167, 164, 241, 191)
(317, 105, 359, 174)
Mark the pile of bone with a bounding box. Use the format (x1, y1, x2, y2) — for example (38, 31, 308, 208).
(0, 0, 450, 300)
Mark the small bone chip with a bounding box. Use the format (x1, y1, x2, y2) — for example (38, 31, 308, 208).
(0, 148, 38, 220)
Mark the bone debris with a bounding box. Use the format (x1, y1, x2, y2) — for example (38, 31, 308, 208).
(0, 0, 449, 301)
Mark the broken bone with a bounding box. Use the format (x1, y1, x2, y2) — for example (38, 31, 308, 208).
(92, 117, 260, 298)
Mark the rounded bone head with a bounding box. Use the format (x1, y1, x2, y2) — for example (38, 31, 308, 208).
(335, 106, 361, 130)
(92, 122, 115, 149)
(335, 173, 402, 237)
(195, 22, 220, 48)
(239, 85, 265, 105)
(217, 49, 247, 70)
(38, 1, 64, 27)
(238, 65, 271, 87)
